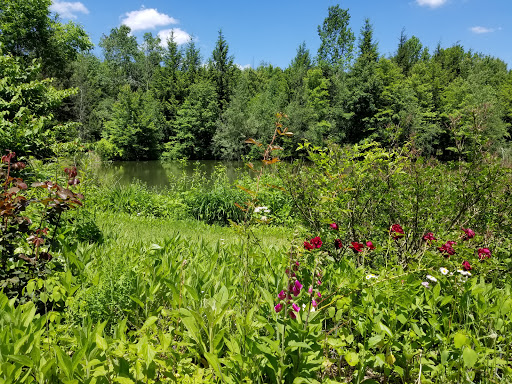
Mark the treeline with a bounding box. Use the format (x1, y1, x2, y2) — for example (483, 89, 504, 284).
(1, 1, 512, 161)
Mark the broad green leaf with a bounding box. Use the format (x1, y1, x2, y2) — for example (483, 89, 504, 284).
(463, 347, 478, 368)
(95, 334, 108, 351)
(345, 351, 359, 367)
(6, 355, 33, 368)
(287, 341, 311, 350)
(453, 332, 468, 348)
(141, 316, 158, 331)
(54, 346, 73, 379)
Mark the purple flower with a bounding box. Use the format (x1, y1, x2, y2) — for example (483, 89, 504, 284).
(478, 248, 492, 260)
(278, 290, 286, 300)
(289, 311, 296, 319)
(274, 303, 283, 313)
(308, 286, 313, 294)
(317, 292, 321, 298)
(292, 303, 300, 312)
(366, 241, 375, 250)
(330, 223, 339, 231)
(312, 299, 318, 308)
(462, 228, 475, 240)
(423, 232, 436, 243)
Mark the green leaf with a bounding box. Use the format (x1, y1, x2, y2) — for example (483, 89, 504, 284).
(54, 346, 73, 379)
(463, 347, 478, 368)
(287, 341, 311, 350)
(95, 334, 108, 351)
(453, 332, 468, 348)
(345, 351, 359, 367)
(6, 355, 33, 368)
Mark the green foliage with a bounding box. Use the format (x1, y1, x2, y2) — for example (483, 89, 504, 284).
(0, 51, 78, 157)
(0, 0, 92, 77)
(317, 4, 355, 71)
(103, 85, 164, 160)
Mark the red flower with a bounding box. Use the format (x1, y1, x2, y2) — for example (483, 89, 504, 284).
(310, 236, 323, 249)
(349, 241, 364, 253)
(334, 238, 343, 249)
(462, 228, 475, 240)
(304, 241, 314, 250)
(390, 224, 405, 240)
(438, 241, 456, 256)
(478, 248, 492, 260)
(462, 260, 472, 271)
(330, 223, 339, 231)
(366, 241, 375, 250)
(422, 232, 436, 242)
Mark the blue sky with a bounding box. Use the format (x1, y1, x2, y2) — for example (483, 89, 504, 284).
(50, 0, 511, 69)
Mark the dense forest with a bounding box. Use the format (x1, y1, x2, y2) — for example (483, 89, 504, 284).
(1, 0, 512, 162)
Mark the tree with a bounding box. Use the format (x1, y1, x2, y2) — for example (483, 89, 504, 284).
(99, 25, 140, 92)
(394, 29, 423, 76)
(182, 38, 202, 86)
(213, 71, 254, 160)
(139, 32, 164, 91)
(168, 80, 219, 159)
(0, 0, 92, 77)
(317, 5, 355, 71)
(0, 49, 77, 156)
(103, 85, 163, 160)
(209, 29, 237, 112)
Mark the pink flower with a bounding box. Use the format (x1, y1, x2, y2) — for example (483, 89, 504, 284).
(478, 248, 491, 260)
(423, 232, 436, 242)
(312, 299, 318, 308)
(308, 286, 313, 294)
(289, 311, 296, 319)
(317, 292, 321, 298)
(294, 280, 303, 292)
(390, 224, 405, 240)
(274, 303, 283, 313)
(462, 260, 472, 271)
(334, 238, 343, 249)
(330, 223, 339, 231)
(278, 290, 286, 300)
(304, 241, 314, 250)
(292, 303, 300, 312)
(462, 228, 475, 240)
(310, 236, 323, 248)
(317, 280, 322, 286)
(349, 241, 364, 253)
(366, 241, 375, 250)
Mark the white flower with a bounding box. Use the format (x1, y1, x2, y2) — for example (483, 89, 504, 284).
(260, 216, 268, 222)
(426, 275, 437, 282)
(439, 267, 449, 275)
(254, 206, 270, 214)
(421, 281, 429, 288)
(366, 274, 378, 280)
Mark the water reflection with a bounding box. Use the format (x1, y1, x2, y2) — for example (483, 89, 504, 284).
(102, 160, 246, 190)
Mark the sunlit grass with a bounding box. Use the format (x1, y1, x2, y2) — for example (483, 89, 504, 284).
(95, 209, 292, 248)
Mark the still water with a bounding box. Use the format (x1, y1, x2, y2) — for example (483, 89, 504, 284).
(101, 160, 246, 190)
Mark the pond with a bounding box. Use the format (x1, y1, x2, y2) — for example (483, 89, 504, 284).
(101, 160, 247, 190)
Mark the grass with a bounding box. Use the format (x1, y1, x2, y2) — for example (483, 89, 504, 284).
(94, 209, 292, 249)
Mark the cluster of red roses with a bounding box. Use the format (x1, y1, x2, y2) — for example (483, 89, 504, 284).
(428, 227, 492, 272)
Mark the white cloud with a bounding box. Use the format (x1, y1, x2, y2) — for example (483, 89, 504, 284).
(121, 8, 178, 32)
(236, 64, 251, 70)
(50, 1, 89, 19)
(157, 28, 192, 46)
(470, 26, 495, 34)
(416, 0, 448, 8)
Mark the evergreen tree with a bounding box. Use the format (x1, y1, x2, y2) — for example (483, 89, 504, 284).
(210, 29, 237, 112)
(168, 80, 219, 159)
(103, 85, 163, 160)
